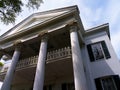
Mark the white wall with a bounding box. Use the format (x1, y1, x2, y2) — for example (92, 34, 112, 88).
(81, 30, 120, 89)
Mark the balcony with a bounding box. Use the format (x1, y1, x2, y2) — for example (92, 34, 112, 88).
(0, 47, 72, 76)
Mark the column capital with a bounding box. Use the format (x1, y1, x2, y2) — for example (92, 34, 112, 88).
(38, 31, 49, 42)
(69, 23, 78, 33)
(41, 34, 48, 42)
(13, 40, 22, 51)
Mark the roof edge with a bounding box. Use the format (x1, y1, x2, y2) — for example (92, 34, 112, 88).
(85, 23, 110, 39)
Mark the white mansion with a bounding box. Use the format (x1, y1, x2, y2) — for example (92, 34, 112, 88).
(0, 5, 120, 90)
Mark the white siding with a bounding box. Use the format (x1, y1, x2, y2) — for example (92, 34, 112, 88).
(82, 31, 120, 89)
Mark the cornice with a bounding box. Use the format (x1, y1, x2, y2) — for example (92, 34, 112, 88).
(84, 23, 110, 39)
(0, 9, 77, 44)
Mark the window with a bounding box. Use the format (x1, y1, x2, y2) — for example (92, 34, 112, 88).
(95, 75, 120, 90)
(62, 82, 74, 90)
(87, 41, 111, 62)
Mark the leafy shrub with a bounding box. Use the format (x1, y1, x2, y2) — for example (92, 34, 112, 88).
(0, 62, 4, 66)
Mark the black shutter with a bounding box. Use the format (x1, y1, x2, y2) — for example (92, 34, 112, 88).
(87, 44, 95, 62)
(113, 75, 120, 90)
(95, 78, 102, 90)
(101, 41, 111, 59)
(62, 83, 67, 90)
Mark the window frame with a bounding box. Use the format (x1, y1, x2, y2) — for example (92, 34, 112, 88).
(100, 76, 117, 90)
(87, 41, 111, 62)
(95, 75, 120, 90)
(91, 42, 105, 61)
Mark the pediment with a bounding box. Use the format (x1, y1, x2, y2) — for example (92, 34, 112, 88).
(6, 17, 49, 36)
(1, 6, 78, 38)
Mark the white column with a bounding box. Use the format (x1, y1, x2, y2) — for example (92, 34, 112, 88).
(1, 46, 21, 90)
(70, 25, 88, 90)
(33, 36, 48, 90)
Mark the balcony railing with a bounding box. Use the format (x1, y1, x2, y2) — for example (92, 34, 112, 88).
(0, 47, 72, 73)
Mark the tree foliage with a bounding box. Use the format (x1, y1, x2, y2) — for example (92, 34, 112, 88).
(0, 0, 43, 24)
(0, 61, 4, 66)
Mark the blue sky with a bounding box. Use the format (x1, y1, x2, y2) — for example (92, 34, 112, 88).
(0, 0, 120, 87)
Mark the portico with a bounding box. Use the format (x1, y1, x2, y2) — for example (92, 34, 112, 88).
(0, 6, 89, 90)
(0, 22, 87, 90)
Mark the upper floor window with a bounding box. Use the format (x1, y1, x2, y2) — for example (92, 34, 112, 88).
(95, 75, 120, 90)
(87, 41, 111, 62)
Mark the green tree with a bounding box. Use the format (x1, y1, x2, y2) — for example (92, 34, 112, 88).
(0, 0, 43, 24)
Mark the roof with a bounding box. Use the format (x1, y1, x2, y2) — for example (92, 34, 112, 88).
(0, 5, 79, 38)
(85, 23, 110, 39)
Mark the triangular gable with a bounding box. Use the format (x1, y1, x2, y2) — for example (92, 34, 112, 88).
(1, 5, 78, 38)
(17, 11, 68, 31)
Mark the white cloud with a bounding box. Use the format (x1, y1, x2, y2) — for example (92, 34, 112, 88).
(76, 0, 120, 59)
(104, 0, 120, 23)
(77, 0, 104, 29)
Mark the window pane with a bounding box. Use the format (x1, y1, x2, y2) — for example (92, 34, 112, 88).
(95, 75, 120, 90)
(91, 43, 104, 60)
(101, 77, 117, 90)
(87, 41, 111, 62)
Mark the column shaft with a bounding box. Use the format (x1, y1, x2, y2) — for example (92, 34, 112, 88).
(1, 47, 21, 90)
(70, 26, 88, 90)
(33, 37, 48, 90)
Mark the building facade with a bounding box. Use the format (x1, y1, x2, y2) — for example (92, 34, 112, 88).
(0, 5, 120, 90)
